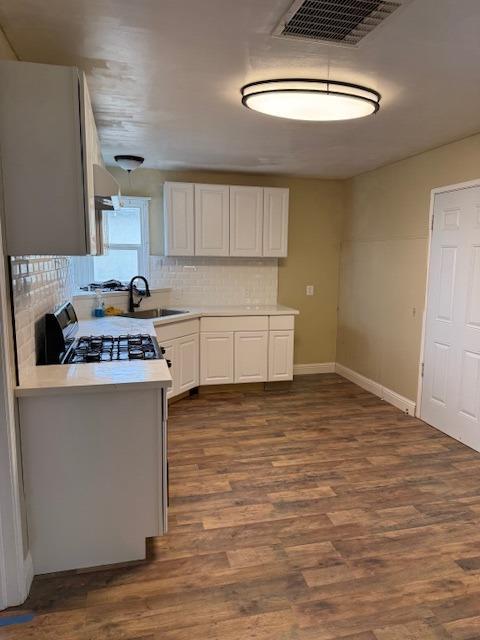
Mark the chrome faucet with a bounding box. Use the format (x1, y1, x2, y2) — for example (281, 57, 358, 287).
(128, 276, 151, 313)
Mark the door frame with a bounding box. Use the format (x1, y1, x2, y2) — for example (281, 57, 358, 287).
(416, 178, 480, 419)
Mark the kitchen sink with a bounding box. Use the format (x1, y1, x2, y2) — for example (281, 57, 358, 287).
(120, 308, 187, 319)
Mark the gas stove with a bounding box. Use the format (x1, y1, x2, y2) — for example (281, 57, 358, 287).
(65, 334, 162, 364)
(42, 302, 168, 366)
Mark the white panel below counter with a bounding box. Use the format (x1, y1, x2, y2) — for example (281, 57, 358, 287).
(20, 386, 167, 575)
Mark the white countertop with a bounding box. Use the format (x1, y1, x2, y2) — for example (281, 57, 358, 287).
(15, 306, 298, 397)
(151, 304, 299, 326)
(16, 317, 171, 398)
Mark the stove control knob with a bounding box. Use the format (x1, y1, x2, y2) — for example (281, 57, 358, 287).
(166, 359, 172, 368)
(160, 347, 166, 354)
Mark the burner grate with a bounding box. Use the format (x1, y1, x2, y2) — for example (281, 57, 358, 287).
(65, 334, 161, 364)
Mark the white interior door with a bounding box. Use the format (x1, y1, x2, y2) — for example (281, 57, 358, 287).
(421, 185, 480, 451)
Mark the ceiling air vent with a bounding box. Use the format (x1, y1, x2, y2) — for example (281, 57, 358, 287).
(273, 0, 407, 47)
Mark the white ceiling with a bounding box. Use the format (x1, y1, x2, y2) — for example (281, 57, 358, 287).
(1, 0, 480, 177)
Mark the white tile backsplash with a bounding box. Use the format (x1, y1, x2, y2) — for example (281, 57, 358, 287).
(10, 253, 278, 379)
(149, 257, 278, 307)
(11, 256, 73, 379)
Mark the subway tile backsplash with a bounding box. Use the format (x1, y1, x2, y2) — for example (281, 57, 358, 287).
(11, 256, 73, 380)
(149, 256, 278, 307)
(10, 254, 278, 380)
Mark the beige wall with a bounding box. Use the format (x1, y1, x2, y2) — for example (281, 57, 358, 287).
(337, 133, 480, 401)
(109, 167, 345, 365)
(0, 29, 16, 60)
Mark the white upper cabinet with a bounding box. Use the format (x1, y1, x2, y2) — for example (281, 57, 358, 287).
(229, 186, 264, 257)
(80, 74, 102, 255)
(163, 182, 289, 258)
(0, 60, 113, 256)
(263, 188, 289, 257)
(194, 184, 229, 256)
(164, 182, 195, 256)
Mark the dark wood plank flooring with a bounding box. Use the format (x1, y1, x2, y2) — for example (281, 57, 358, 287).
(3, 374, 480, 639)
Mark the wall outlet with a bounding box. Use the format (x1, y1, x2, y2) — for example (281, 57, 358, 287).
(306, 285, 314, 296)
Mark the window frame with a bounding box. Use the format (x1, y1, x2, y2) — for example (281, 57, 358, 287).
(73, 196, 151, 288)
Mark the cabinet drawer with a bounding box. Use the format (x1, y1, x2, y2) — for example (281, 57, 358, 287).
(200, 316, 268, 332)
(155, 318, 199, 342)
(269, 315, 295, 331)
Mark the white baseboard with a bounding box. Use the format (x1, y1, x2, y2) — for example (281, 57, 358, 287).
(335, 363, 382, 397)
(293, 362, 336, 375)
(381, 387, 416, 416)
(335, 363, 416, 416)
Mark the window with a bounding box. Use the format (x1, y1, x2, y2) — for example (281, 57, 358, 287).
(73, 197, 150, 288)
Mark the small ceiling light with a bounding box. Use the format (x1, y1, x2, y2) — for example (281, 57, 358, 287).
(241, 79, 380, 122)
(114, 155, 145, 173)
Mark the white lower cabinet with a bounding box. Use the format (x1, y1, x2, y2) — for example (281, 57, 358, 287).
(200, 332, 234, 385)
(164, 334, 199, 398)
(268, 330, 294, 381)
(177, 333, 200, 393)
(162, 340, 177, 398)
(234, 331, 268, 383)
(156, 319, 200, 399)
(159, 315, 294, 391)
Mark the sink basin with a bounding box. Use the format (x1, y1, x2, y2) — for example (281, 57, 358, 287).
(120, 308, 187, 319)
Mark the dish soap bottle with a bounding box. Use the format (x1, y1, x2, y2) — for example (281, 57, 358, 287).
(93, 290, 105, 318)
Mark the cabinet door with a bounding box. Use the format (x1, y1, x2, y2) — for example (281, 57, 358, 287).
(164, 182, 194, 256)
(234, 331, 268, 383)
(195, 184, 229, 256)
(177, 333, 200, 393)
(229, 186, 263, 257)
(263, 188, 289, 257)
(161, 340, 177, 398)
(0, 62, 91, 255)
(200, 332, 234, 385)
(268, 331, 294, 381)
(79, 73, 98, 255)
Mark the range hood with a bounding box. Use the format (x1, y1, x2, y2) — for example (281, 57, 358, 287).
(94, 164, 121, 211)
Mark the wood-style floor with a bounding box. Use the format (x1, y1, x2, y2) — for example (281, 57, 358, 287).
(3, 374, 480, 639)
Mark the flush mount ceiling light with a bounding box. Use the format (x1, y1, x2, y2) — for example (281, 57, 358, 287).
(241, 79, 381, 122)
(114, 155, 145, 173)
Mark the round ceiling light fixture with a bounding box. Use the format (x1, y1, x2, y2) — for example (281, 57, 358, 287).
(114, 155, 145, 173)
(241, 79, 381, 122)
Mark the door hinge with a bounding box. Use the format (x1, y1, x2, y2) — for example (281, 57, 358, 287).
(421, 362, 425, 377)
(430, 213, 435, 232)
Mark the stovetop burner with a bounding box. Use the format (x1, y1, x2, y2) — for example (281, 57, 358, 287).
(65, 334, 162, 364)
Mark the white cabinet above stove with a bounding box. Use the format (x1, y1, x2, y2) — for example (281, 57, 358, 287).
(0, 61, 117, 256)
